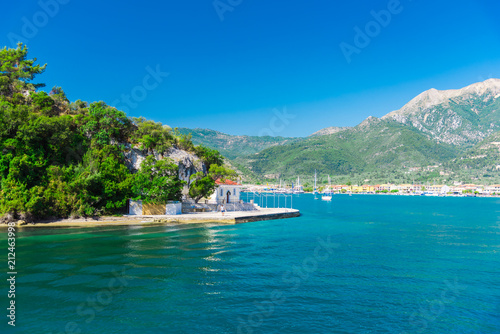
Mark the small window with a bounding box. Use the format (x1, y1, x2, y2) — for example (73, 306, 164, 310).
(220, 189, 223, 196)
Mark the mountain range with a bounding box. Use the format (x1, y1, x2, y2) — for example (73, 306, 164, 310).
(180, 79, 500, 185)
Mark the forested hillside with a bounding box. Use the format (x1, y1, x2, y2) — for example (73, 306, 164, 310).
(183, 79, 500, 185)
(238, 117, 459, 182)
(177, 128, 298, 159)
(0, 44, 232, 222)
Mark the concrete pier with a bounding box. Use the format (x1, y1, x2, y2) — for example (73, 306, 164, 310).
(9, 208, 300, 228)
(152, 208, 300, 224)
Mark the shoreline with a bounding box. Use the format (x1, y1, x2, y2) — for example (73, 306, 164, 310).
(250, 192, 498, 198)
(1, 208, 300, 229)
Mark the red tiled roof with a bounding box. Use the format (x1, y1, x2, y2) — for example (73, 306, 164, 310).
(215, 178, 241, 186)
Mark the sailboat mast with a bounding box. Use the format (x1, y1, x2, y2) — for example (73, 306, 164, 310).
(314, 170, 317, 192)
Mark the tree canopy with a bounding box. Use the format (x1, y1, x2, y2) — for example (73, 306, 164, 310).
(0, 44, 235, 222)
(188, 164, 238, 203)
(0, 43, 46, 96)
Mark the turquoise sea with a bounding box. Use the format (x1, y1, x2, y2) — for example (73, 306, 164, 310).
(1, 194, 499, 333)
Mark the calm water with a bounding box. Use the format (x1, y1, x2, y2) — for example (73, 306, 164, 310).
(1, 195, 499, 333)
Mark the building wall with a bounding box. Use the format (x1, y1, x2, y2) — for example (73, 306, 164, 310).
(128, 200, 182, 215)
(165, 203, 182, 215)
(143, 203, 166, 215)
(215, 185, 242, 204)
(129, 200, 143, 215)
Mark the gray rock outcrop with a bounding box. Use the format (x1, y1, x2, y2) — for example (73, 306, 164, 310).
(123, 144, 206, 189)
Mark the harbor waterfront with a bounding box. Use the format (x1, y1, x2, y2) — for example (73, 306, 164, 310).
(2, 194, 499, 333)
(244, 182, 500, 197)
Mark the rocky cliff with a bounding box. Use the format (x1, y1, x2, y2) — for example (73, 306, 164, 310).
(123, 144, 206, 187)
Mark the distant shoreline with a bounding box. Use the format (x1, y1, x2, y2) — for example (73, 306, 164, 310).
(243, 191, 499, 198)
(314, 193, 498, 198)
(305, 192, 498, 198)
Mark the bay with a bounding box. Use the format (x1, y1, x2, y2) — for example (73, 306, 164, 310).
(1, 194, 499, 333)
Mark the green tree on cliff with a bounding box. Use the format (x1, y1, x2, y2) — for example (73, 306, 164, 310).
(0, 43, 46, 97)
(188, 164, 238, 203)
(132, 155, 185, 204)
(0, 44, 228, 222)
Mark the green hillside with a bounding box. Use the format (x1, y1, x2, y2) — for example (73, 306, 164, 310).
(177, 127, 299, 159)
(0, 44, 228, 222)
(443, 130, 500, 183)
(182, 80, 500, 185)
(238, 117, 459, 182)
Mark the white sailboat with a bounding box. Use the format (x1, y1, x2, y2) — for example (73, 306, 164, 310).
(275, 178, 286, 194)
(294, 176, 304, 194)
(313, 170, 319, 199)
(322, 175, 332, 201)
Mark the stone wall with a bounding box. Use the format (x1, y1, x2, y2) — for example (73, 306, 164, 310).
(128, 200, 182, 215)
(143, 203, 166, 215)
(182, 202, 218, 213)
(165, 202, 182, 215)
(182, 202, 257, 213)
(129, 200, 143, 215)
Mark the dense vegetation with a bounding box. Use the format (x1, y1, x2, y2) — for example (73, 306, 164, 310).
(241, 117, 459, 180)
(188, 164, 238, 203)
(0, 44, 233, 222)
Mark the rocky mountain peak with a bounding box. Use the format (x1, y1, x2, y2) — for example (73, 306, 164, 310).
(357, 116, 380, 128)
(384, 78, 500, 118)
(380, 78, 500, 145)
(310, 126, 351, 137)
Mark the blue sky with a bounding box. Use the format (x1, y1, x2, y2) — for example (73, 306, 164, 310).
(2, 0, 500, 137)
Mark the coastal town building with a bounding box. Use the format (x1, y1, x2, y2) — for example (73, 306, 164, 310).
(485, 185, 500, 194)
(379, 184, 392, 192)
(212, 179, 243, 204)
(351, 185, 363, 193)
(428, 185, 445, 193)
(243, 181, 500, 197)
(398, 184, 414, 192)
(389, 184, 399, 192)
(362, 185, 375, 192)
(332, 185, 344, 192)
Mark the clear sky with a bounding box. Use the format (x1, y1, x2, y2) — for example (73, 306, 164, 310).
(2, 0, 500, 137)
